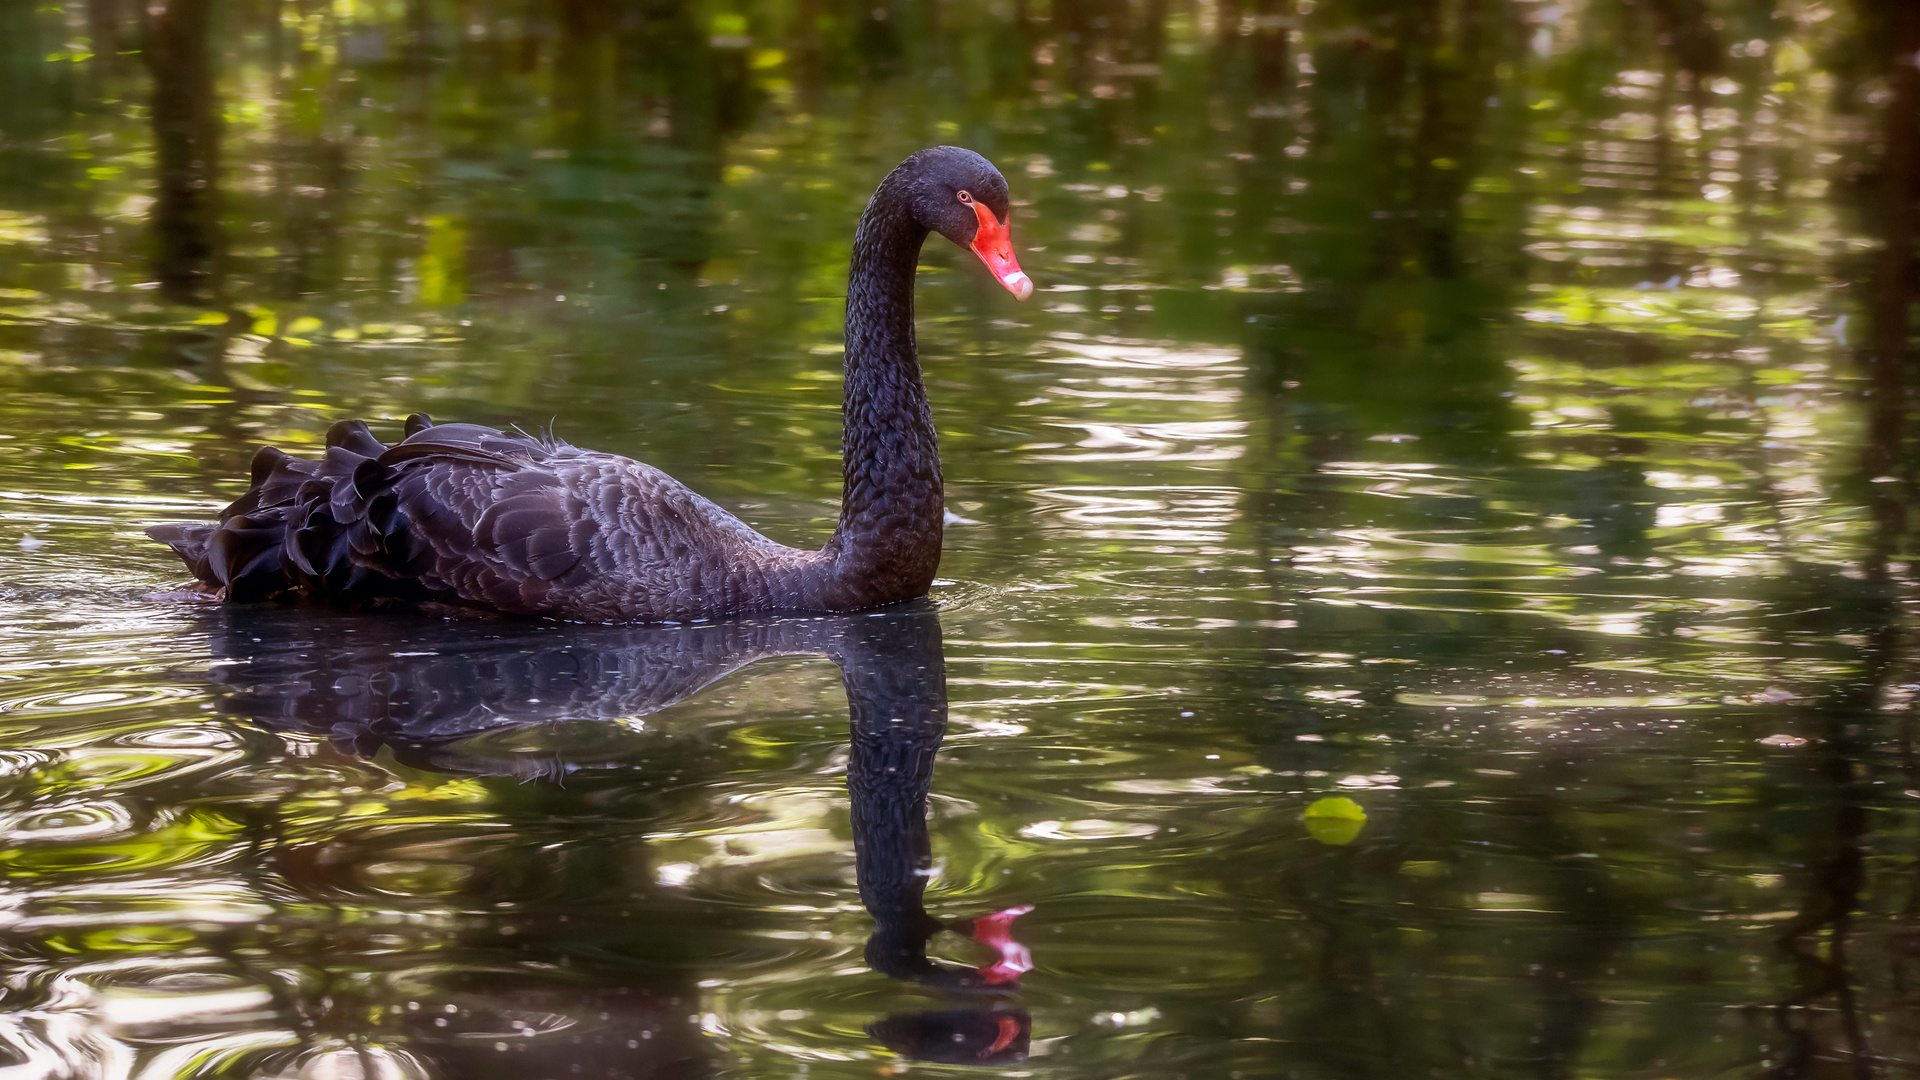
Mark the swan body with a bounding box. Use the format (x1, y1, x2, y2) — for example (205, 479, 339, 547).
(147, 147, 1031, 622)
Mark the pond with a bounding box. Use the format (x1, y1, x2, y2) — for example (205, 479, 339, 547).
(1, 0, 1917, 1076)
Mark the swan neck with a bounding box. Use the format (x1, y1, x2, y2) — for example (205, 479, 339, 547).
(816, 185, 944, 606)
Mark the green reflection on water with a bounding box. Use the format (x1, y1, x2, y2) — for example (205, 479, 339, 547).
(0, 0, 1917, 1077)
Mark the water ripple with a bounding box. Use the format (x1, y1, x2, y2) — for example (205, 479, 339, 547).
(0, 684, 200, 715)
(0, 800, 134, 843)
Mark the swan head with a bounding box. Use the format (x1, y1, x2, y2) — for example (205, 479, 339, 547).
(906, 146, 1034, 301)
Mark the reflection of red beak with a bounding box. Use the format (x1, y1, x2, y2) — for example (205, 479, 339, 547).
(981, 1014, 1025, 1059)
(967, 201, 1033, 300)
(971, 904, 1035, 985)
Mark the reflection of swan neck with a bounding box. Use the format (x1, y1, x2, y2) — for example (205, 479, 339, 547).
(841, 615, 950, 983)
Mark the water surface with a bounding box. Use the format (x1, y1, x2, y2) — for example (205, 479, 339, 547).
(2, 1, 1917, 1077)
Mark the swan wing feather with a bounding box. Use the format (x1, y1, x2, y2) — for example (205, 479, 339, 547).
(150, 422, 799, 621)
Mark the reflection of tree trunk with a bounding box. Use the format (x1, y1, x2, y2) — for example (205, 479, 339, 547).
(143, 0, 224, 306)
(87, 0, 123, 80)
(1053, 0, 1093, 91)
(791, 0, 824, 113)
(1650, 58, 1677, 199)
(1766, 596, 1888, 1080)
(1772, 336, 1906, 1078)
(1644, 60, 1683, 284)
(1860, 15, 1920, 1069)
(558, 0, 615, 147)
(1251, 0, 1289, 101)
(1217, 0, 1244, 48)
(262, 0, 281, 79)
(856, 0, 902, 77)
(1134, 0, 1168, 67)
(399, 0, 433, 123)
(1410, 6, 1452, 278)
(1647, 0, 1720, 117)
(1862, 1, 1919, 486)
(404, 0, 431, 55)
(1399, 0, 1497, 281)
(657, 8, 721, 279)
(1768, 737, 1873, 1080)
(1238, 0, 1291, 232)
(279, 137, 348, 300)
(1514, 780, 1626, 1080)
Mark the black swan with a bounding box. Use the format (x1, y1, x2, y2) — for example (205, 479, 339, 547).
(148, 146, 1032, 622)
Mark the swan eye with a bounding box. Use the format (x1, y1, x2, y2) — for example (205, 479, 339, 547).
(957, 190, 973, 204)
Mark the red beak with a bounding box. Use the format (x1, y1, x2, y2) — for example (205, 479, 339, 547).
(967, 200, 1033, 300)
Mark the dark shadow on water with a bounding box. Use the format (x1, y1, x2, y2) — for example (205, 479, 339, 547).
(203, 603, 1030, 1072)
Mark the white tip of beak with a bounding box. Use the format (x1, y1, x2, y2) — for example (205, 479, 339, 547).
(1003, 271, 1033, 301)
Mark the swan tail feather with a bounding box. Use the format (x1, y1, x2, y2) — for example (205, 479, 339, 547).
(148, 417, 622, 616)
(145, 421, 528, 609)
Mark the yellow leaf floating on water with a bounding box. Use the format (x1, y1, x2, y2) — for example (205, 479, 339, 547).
(1303, 796, 1367, 846)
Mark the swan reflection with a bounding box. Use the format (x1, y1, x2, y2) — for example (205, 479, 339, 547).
(200, 605, 1031, 1074)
